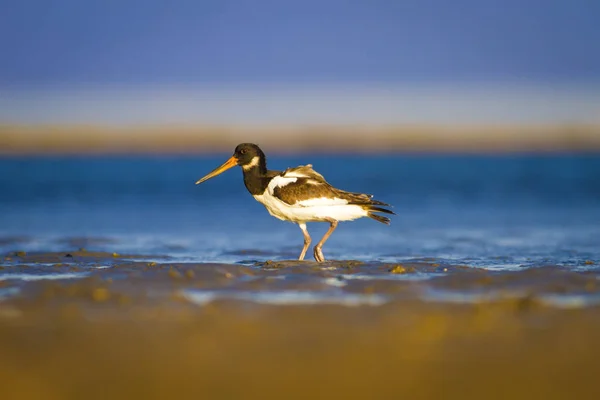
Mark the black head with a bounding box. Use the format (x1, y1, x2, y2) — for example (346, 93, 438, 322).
(233, 143, 265, 169)
(233, 143, 265, 167)
(196, 143, 267, 185)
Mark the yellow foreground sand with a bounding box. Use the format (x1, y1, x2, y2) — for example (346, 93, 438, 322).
(1, 252, 600, 399)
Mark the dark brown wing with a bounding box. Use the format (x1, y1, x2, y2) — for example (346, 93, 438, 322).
(272, 178, 341, 205)
(269, 163, 394, 221)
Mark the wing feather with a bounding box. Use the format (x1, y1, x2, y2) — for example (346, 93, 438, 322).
(281, 164, 326, 182)
(267, 164, 391, 211)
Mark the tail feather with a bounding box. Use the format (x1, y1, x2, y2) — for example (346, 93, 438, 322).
(368, 212, 391, 225)
(367, 199, 391, 207)
(363, 204, 395, 225)
(336, 189, 395, 224)
(367, 205, 395, 215)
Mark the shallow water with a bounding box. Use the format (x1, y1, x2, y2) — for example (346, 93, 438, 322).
(2, 154, 599, 269)
(2, 154, 600, 399)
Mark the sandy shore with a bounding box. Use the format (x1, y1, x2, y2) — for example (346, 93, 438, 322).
(1, 250, 600, 399)
(2, 123, 600, 154)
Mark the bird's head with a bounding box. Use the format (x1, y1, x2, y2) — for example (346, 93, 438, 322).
(196, 143, 265, 184)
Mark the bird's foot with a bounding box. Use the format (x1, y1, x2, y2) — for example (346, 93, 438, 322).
(313, 246, 325, 263)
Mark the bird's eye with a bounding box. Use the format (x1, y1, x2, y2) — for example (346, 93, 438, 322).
(240, 149, 247, 155)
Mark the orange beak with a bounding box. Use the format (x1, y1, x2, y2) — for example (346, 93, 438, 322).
(195, 156, 238, 184)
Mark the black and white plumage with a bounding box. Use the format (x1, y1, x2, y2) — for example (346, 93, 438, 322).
(196, 143, 394, 262)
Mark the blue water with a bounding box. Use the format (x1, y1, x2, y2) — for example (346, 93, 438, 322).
(1, 154, 599, 269)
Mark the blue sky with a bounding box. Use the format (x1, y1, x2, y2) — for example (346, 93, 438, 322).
(0, 1, 599, 124)
(1, 0, 599, 86)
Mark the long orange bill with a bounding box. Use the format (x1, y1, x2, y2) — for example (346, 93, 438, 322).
(195, 156, 238, 184)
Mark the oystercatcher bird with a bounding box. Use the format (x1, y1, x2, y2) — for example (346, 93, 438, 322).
(196, 143, 394, 262)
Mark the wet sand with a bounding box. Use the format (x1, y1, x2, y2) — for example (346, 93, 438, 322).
(1, 250, 600, 399)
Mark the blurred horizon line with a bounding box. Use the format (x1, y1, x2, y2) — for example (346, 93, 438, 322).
(2, 123, 599, 155)
(1, 82, 599, 125)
